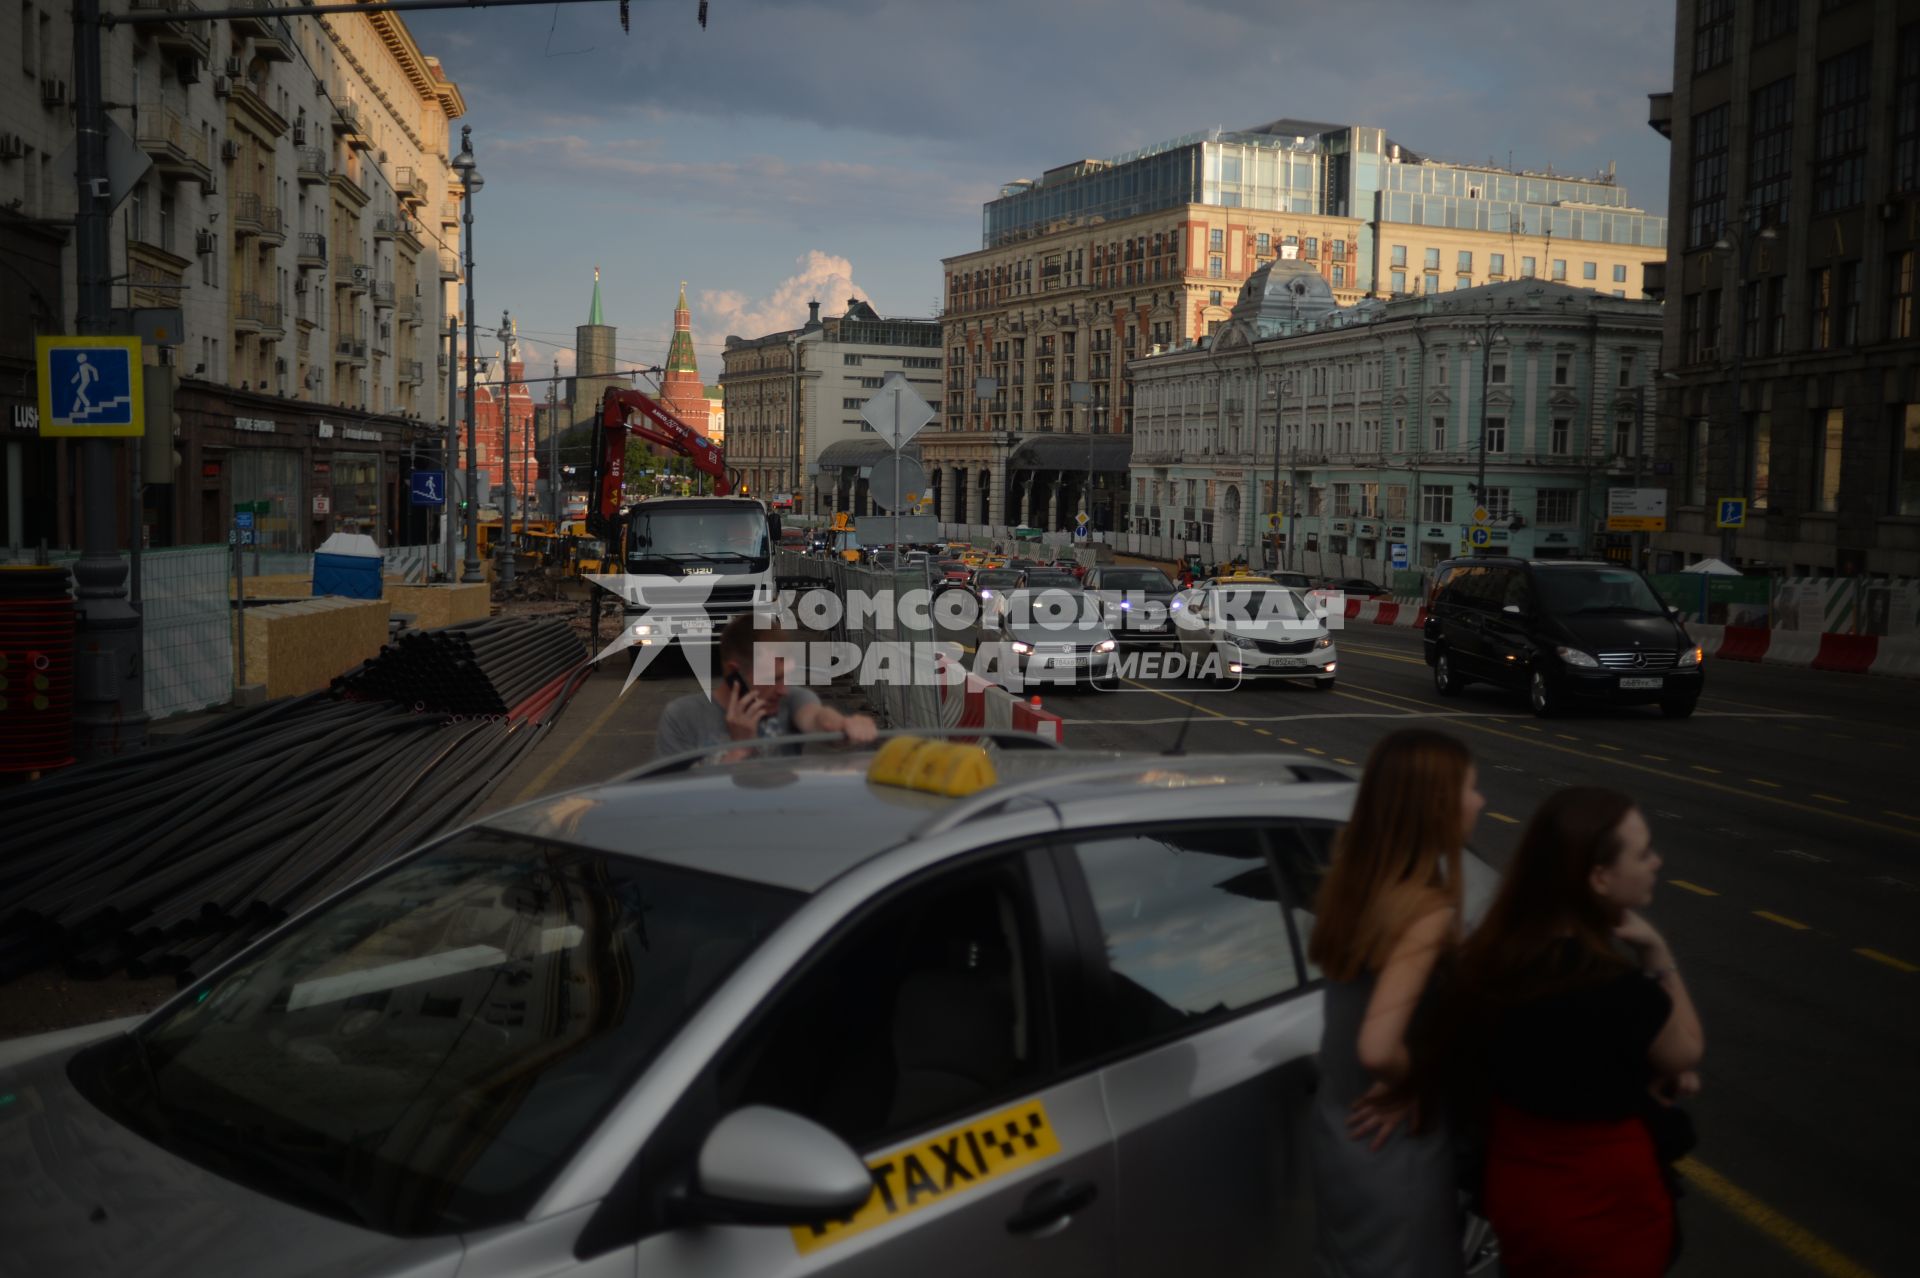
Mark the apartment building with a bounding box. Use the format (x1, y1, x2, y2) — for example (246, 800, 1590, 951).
(1650, 0, 1920, 577)
(925, 119, 1666, 533)
(1129, 265, 1664, 570)
(0, 3, 464, 552)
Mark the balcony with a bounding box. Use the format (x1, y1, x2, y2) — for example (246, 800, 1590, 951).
(335, 338, 368, 366)
(335, 257, 368, 291)
(373, 213, 399, 241)
(231, 2, 294, 59)
(1647, 92, 1673, 140)
(128, 0, 209, 60)
(399, 359, 424, 386)
(394, 166, 428, 209)
(438, 248, 459, 280)
(296, 231, 327, 269)
(231, 192, 282, 243)
(296, 146, 326, 184)
(234, 293, 283, 335)
(134, 106, 213, 188)
(372, 280, 396, 309)
(333, 102, 370, 150)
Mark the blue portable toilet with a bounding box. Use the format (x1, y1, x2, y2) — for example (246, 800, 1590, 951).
(313, 532, 384, 599)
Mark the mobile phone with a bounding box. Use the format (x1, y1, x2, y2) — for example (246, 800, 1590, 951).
(723, 670, 749, 697)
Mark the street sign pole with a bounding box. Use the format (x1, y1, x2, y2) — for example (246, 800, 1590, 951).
(69, 0, 148, 756)
(892, 388, 901, 557)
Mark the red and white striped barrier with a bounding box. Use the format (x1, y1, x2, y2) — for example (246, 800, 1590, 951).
(1673, 624, 1920, 678)
(932, 651, 1065, 741)
(1011, 694, 1065, 744)
(1345, 599, 1428, 628)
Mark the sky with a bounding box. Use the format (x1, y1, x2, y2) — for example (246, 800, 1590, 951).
(406, 0, 1678, 389)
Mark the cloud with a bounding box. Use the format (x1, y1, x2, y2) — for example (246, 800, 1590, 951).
(699, 251, 869, 340)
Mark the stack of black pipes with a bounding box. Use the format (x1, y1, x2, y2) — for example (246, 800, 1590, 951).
(335, 617, 582, 715)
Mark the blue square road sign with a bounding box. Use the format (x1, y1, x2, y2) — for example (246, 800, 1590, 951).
(35, 336, 144, 437)
(410, 470, 447, 507)
(1716, 498, 1747, 529)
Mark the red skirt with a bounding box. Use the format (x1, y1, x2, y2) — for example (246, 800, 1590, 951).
(1482, 1100, 1674, 1278)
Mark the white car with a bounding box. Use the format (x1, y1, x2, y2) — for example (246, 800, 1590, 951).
(1174, 582, 1338, 690)
(988, 587, 1117, 688)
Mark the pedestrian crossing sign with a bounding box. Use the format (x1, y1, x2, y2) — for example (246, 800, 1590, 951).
(36, 336, 144, 437)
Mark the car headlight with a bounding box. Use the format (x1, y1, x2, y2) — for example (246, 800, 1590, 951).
(1679, 645, 1704, 667)
(1556, 645, 1600, 668)
(1170, 598, 1183, 611)
(1010, 640, 1034, 654)
(1315, 635, 1332, 649)
(633, 622, 656, 636)
(980, 589, 992, 598)
(1095, 639, 1117, 653)
(1226, 634, 1253, 649)
(1118, 598, 1132, 610)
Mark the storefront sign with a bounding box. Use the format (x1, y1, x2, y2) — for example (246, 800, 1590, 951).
(234, 416, 276, 434)
(317, 422, 333, 438)
(340, 427, 381, 443)
(9, 404, 39, 434)
(313, 460, 332, 475)
(313, 494, 332, 515)
(1606, 487, 1667, 532)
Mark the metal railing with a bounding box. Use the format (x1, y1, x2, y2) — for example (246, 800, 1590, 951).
(134, 106, 210, 175)
(296, 146, 326, 181)
(297, 231, 326, 263)
(232, 192, 281, 239)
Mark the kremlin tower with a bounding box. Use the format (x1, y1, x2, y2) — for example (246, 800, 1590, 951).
(660, 282, 711, 435)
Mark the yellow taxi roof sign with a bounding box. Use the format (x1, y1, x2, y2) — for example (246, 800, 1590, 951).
(1211, 574, 1277, 585)
(867, 737, 998, 798)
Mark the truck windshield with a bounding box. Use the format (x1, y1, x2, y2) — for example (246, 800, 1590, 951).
(69, 830, 801, 1237)
(628, 507, 770, 566)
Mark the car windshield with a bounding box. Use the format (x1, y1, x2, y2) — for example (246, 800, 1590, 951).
(1100, 569, 1172, 591)
(628, 507, 770, 565)
(1006, 589, 1108, 634)
(975, 570, 1023, 589)
(68, 831, 801, 1237)
(1534, 567, 1669, 616)
(1211, 587, 1308, 623)
(1022, 572, 1080, 589)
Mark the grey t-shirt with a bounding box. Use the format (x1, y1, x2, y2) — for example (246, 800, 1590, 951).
(652, 686, 822, 760)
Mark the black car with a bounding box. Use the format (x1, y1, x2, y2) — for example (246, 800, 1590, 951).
(1324, 576, 1392, 598)
(1422, 557, 1705, 718)
(1084, 565, 1180, 642)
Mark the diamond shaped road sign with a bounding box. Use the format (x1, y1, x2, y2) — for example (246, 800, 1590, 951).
(860, 371, 935, 451)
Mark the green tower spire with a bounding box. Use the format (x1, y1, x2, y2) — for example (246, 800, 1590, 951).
(666, 280, 699, 375)
(588, 266, 603, 326)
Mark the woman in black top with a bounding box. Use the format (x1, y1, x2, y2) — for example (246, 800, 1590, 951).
(1451, 787, 1705, 1277)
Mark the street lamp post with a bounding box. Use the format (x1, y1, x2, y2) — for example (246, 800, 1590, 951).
(1712, 223, 1777, 566)
(497, 309, 515, 584)
(444, 314, 458, 576)
(452, 127, 483, 583)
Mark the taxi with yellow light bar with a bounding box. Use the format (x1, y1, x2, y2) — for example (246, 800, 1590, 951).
(0, 732, 1501, 1278)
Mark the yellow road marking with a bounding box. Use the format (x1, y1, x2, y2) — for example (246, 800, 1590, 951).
(1335, 756, 1358, 765)
(1811, 793, 1848, 805)
(1555, 733, 1580, 742)
(1886, 810, 1920, 824)
(1594, 742, 1622, 751)
(1254, 728, 1273, 736)
(1518, 723, 1541, 732)
(1488, 811, 1520, 824)
(1856, 948, 1919, 974)
(1754, 910, 1811, 931)
(1668, 879, 1719, 896)
(511, 686, 629, 803)
(1332, 680, 1920, 842)
(1675, 1156, 1879, 1278)
(1305, 747, 1326, 755)
(1233, 720, 1249, 727)
(1279, 736, 1298, 745)
(1644, 753, 1669, 762)
(1692, 764, 1723, 775)
(1748, 778, 1782, 789)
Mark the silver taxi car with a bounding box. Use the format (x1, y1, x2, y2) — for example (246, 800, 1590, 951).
(1173, 579, 1340, 690)
(0, 735, 1495, 1278)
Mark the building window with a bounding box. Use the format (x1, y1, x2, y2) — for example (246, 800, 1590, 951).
(1551, 417, 1571, 454)
(1304, 237, 1319, 260)
(1552, 259, 1568, 281)
(1554, 352, 1571, 386)
(1750, 415, 1772, 509)
(1490, 361, 1507, 385)
(1209, 256, 1224, 279)
(1816, 408, 1844, 512)
(1425, 272, 1441, 294)
(1456, 274, 1472, 291)
(1838, 261, 1860, 346)
(1688, 419, 1710, 506)
(1420, 485, 1453, 523)
(1893, 404, 1920, 516)
(1582, 262, 1598, 281)
(1484, 416, 1507, 454)
(1893, 251, 1916, 341)
(1431, 416, 1447, 451)
(1481, 487, 1512, 520)
(1209, 228, 1224, 251)
(843, 354, 861, 365)
(1814, 47, 1870, 214)
(1748, 77, 1795, 231)
(1332, 483, 1352, 518)
(1615, 413, 1635, 457)
(1810, 267, 1832, 350)
(1424, 247, 1440, 270)
(1521, 256, 1536, 278)
(1391, 269, 1407, 293)
(1256, 232, 1270, 255)
(1754, 0, 1797, 46)
(1332, 240, 1347, 262)
(1611, 264, 1628, 286)
(1208, 289, 1223, 306)
(1619, 352, 1636, 388)
(1767, 276, 1788, 354)
(1694, 0, 1731, 73)
(1333, 265, 1346, 288)
(1688, 104, 1729, 249)
(1457, 250, 1473, 273)
(1391, 244, 1407, 268)
(1536, 489, 1577, 525)
(1897, 24, 1920, 194)
(1490, 253, 1506, 276)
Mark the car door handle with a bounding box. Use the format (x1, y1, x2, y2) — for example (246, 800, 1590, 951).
(1005, 1178, 1099, 1236)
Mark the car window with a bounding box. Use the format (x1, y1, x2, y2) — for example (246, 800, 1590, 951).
(1063, 827, 1302, 1055)
(716, 859, 1048, 1152)
(1269, 824, 1337, 982)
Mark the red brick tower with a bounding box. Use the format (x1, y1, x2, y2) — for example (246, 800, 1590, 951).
(660, 281, 711, 435)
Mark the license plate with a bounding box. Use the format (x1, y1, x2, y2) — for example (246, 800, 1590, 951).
(1619, 676, 1663, 690)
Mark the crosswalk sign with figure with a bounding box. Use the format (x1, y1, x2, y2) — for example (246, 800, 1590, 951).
(36, 336, 144, 437)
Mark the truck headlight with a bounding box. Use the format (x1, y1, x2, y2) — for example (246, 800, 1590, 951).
(1556, 645, 1600, 668)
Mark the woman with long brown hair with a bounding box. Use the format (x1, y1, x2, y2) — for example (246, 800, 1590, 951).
(1308, 728, 1484, 1278)
(1454, 787, 1704, 1277)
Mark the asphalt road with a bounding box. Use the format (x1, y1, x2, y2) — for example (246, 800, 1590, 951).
(499, 610, 1918, 1278)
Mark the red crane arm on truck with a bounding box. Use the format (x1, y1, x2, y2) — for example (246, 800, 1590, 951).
(586, 386, 735, 540)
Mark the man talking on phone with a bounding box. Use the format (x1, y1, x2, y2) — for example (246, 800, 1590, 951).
(653, 612, 878, 762)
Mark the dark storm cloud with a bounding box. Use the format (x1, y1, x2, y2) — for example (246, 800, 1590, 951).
(408, 0, 1674, 208)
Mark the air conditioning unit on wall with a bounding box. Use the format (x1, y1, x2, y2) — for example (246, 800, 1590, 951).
(213, 76, 232, 98)
(220, 140, 238, 162)
(195, 228, 217, 254)
(351, 265, 371, 284)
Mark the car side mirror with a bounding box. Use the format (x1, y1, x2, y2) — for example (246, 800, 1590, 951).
(1502, 603, 1524, 615)
(678, 1106, 873, 1226)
